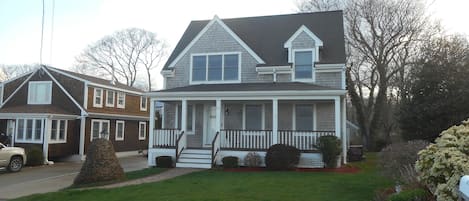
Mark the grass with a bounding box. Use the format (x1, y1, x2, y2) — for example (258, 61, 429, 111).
(14, 153, 391, 201)
(68, 168, 168, 189)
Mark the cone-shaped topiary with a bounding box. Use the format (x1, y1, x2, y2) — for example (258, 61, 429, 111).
(74, 139, 125, 185)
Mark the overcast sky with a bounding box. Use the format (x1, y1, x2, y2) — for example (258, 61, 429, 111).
(0, 0, 468, 89)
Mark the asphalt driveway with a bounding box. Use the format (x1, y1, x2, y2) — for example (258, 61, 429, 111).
(0, 155, 148, 200)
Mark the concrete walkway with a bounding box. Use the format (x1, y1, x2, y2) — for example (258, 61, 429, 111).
(93, 168, 204, 189)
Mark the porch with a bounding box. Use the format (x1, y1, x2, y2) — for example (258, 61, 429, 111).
(146, 82, 347, 168)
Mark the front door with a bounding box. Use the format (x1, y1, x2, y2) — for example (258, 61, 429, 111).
(204, 106, 217, 146)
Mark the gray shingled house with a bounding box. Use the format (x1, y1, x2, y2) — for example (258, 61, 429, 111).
(146, 11, 347, 168)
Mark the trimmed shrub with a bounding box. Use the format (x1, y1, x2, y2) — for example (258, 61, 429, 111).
(243, 152, 262, 167)
(316, 136, 341, 168)
(387, 188, 431, 201)
(74, 139, 125, 185)
(156, 156, 173, 168)
(378, 140, 429, 184)
(26, 148, 44, 166)
(222, 156, 239, 168)
(265, 144, 300, 170)
(416, 119, 469, 201)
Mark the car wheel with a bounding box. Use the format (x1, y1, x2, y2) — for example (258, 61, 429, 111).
(8, 156, 23, 172)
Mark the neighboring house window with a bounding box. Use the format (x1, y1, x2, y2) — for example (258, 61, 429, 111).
(115, 120, 125, 141)
(295, 104, 314, 131)
(93, 88, 103, 107)
(191, 53, 239, 83)
(139, 121, 146, 140)
(176, 104, 195, 134)
(91, 119, 110, 140)
(117, 92, 125, 108)
(28, 81, 52, 104)
(50, 120, 67, 143)
(244, 104, 263, 130)
(294, 50, 314, 80)
(106, 90, 115, 107)
(15, 118, 44, 143)
(140, 97, 147, 111)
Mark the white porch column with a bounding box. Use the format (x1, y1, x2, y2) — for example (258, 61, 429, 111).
(215, 99, 221, 132)
(334, 97, 341, 139)
(43, 119, 50, 164)
(341, 97, 347, 164)
(272, 98, 278, 144)
(148, 99, 156, 166)
(79, 115, 86, 160)
(181, 99, 187, 132)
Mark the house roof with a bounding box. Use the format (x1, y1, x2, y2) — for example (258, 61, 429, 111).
(163, 11, 345, 70)
(45, 66, 144, 93)
(156, 82, 338, 93)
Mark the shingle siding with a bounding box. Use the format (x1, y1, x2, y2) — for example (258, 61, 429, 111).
(315, 72, 342, 89)
(316, 102, 335, 131)
(291, 31, 316, 50)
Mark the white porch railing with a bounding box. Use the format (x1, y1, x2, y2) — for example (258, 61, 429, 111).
(220, 129, 273, 150)
(152, 128, 179, 148)
(278, 130, 335, 151)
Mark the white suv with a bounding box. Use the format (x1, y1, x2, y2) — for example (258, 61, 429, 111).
(0, 143, 27, 172)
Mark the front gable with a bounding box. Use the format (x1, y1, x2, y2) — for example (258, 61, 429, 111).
(168, 16, 264, 69)
(284, 25, 323, 63)
(0, 68, 82, 115)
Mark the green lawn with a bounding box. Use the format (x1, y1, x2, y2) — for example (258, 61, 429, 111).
(14, 154, 390, 201)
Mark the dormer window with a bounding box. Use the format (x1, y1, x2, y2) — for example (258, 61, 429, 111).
(294, 50, 314, 80)
(28, 81, 52, 105)
(191, 53, 240, 84)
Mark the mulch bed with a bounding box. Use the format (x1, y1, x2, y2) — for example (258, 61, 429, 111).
(223, 166, 360, 173)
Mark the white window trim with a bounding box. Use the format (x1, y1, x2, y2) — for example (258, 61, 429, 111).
(27, 81, 52, 105)
(49, 120, 67, 144)
(292, 48, 316, 82)
(242, 104, 265, 130)
(140, 97, 147, 111)
(292, 103, 316, 131)
(90, 119, 110, 141)
(93, 88, 103, 108)
(115, 120, 125, 141)
(15, 118, 44, 144)
(105, 90, 115, 107)
(117, 92, 126, 109)
(139, 121, 147, 140)
(175, 104, 196, 134)
(189, 52, 242, 85)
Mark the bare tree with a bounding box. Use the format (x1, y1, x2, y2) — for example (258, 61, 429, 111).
(75, 28, 167, 90)
(296, 0, 345, 12)
(0, 64, 38, 81)
(298, 0, 429, 149)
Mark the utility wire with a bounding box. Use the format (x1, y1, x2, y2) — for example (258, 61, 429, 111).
(49, 0, 55, 64)
(39, 0, 45, 65)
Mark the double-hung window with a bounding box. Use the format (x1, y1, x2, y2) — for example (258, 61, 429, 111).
(139, 122, 146, 140)
(244, 104, 263, 130)
(93, 88, 103, 107)
(117, 92, 125, 108)
(295, 104, 314, 131)
(140, 97, 147, 111)
(294, 50, 314, 80)
(115, 120, 125, 141)
(50, 120, 67, 143)
(91, 119, 110, 140)
(28, 81, 52, 104)
(176, 104, 195, 134)
(16, 118, 44, 143)
(106, 90, 115, 107)
(191, 53, 239, 83)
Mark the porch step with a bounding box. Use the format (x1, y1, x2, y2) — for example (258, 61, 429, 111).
(176, 149, 212, 169)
